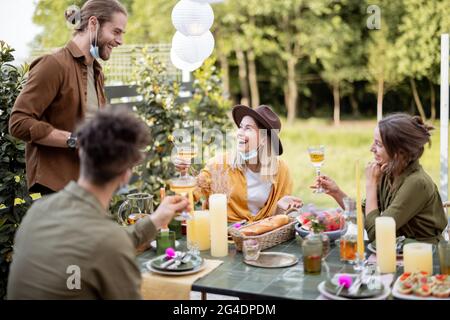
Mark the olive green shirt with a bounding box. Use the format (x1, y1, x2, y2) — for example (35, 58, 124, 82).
(365, 161, 448, 244)
(7, 182, 157, 299)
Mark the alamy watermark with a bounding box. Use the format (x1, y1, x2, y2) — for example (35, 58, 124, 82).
(66, 265, 81, 290)
(367, 5, 381, 30)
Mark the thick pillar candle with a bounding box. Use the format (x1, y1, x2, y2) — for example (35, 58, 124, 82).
(375, 217, 396, 273)
(195, 210, 211, 251)
(209, 194, 228, 257)
(403, 243, 433, 274)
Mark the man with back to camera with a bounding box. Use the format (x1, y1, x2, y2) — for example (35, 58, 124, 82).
(7, 107, 190, 299)
(9, 0, 128, 195)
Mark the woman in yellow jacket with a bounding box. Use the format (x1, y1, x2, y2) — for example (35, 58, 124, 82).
(175, 104, 302, 223)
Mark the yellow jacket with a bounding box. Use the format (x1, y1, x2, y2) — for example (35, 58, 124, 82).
(194, 154, 293, 222)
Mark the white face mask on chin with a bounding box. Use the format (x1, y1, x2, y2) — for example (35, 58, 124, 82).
(239, 149, 258, 161)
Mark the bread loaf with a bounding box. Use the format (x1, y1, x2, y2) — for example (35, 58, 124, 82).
(240, 215, 290, 236)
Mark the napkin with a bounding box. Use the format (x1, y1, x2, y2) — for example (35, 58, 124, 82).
(141, 259, 223, 300)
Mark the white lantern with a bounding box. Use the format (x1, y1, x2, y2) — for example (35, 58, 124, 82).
(172, 0, 214, 36)
(171, 31, 215, 64)
(170, 48, 203, 72)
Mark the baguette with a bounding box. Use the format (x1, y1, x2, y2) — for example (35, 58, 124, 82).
(240, 215, 290, 236)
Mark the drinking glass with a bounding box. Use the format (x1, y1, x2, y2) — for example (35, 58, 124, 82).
(308, 145, 325, 193)
(243, 239, 261, 261)
(117, 193, 153, 226)
(169, 175, 196, 221)
(438, 241, 450, 274)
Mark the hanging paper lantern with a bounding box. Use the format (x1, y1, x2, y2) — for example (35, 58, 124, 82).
(171, 30, 215, 64)
(171, 0, 214, 36)
(170, 48, 203, 72)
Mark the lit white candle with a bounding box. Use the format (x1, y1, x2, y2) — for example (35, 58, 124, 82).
(375, 217, 396, 273)
(209, 194, 228, 257)
(403, 243, 433, 274)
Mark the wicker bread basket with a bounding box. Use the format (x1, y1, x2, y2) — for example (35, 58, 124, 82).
(228, 211, 298, 251)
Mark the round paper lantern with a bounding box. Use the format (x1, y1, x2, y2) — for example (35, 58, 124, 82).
(170, 49, 203, 72)
(171, 31, 215, 64)
(172, 0, 214, 36)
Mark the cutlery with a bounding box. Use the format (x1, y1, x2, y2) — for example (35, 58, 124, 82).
(167, 259, 182, 270)
(160, 258, 177, 269)
(348, 274, 363, 296)
(160, 251, 185, 269)
(181, 253, 192, 264)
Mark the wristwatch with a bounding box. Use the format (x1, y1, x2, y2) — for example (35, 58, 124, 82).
(66, 132, 78, 150)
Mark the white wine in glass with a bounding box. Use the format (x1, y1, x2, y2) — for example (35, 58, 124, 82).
(169, 175, 196, 221)
(308, 145, 325, 193)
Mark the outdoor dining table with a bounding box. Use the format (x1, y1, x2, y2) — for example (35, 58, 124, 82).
(136, 237, 441, 300)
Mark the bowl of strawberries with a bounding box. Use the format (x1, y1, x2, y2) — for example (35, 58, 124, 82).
(295, 205, 346, 241)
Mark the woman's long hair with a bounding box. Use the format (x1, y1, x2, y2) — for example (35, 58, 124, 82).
(229, 122, 279, 183)
(378, 113, 433, 181)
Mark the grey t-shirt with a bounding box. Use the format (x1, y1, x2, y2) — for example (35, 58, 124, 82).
(85, 63, 99, 120)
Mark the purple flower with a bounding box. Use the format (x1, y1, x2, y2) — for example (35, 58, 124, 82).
(165, 247, 176, 259)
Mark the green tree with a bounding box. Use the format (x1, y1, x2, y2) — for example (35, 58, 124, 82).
(125, 0, 175, 44)
(269, 0, 329, 123)
(0, 42, 31, 299)
(365, 0, 404, 120)
(190, 57, 232, 131)
(309, 0, 366, 125)
(32, 0, 135, 48)
(394, 0, 450, 121)
(130, 48, 185, 199)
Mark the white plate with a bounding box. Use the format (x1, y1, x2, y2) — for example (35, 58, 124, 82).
(391, 277, 450, 300)
(145, 259, 206, 276)
(317, 281, 391, 300)
(150, 240, 180, 250)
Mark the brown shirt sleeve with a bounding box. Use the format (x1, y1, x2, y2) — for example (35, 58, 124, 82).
(9, 55, 63, 142)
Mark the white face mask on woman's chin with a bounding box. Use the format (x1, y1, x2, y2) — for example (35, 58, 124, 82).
(238, 138, 266, 162)
(239, 148, 259, 161)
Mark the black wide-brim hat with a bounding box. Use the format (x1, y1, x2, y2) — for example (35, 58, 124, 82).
(232, 104, 283, 155)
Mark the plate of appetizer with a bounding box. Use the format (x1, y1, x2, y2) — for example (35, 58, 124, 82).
(392, 272, 450, 300)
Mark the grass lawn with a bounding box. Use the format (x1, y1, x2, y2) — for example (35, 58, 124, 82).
(279, 118, 445, 209)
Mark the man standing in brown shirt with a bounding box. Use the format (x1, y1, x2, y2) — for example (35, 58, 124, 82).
(7, 107, 190, 299)
(9, 0, 127, 194)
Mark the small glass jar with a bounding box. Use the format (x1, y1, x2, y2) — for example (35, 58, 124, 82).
(320, 231, 330, 260)
(169, 218, 183, 239)
(302, 231, 323, 274)
(340, 197, 358, 263)
(156, 229, 176, 255)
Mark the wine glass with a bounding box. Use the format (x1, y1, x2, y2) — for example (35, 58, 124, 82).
(308, 145, 325, 193)
(169, 144, 198, 221)
(169, 178, 196, 221)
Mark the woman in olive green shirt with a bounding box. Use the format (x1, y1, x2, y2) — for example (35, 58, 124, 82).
(315, 113, 448, 244)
